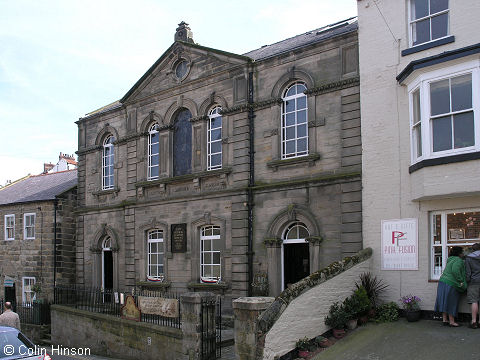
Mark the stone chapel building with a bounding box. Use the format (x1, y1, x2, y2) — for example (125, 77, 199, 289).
(75, 19, 362, 310)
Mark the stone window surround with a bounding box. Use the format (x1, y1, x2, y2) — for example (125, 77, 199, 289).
(94, 125, 120, 194)
(4, 214, 14, 241)
(23, 213, 36, 240)
(90, 224, 120, 289)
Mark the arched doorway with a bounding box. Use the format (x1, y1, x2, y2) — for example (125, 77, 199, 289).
(282, 222, 310, 290)
(102, 237, 113, 290)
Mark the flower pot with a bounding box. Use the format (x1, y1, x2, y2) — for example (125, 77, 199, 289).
(298, 350, 310, 358)
(358, 315, 369, 325)
(405, 310, 421, 322)
(318, 339, 330, 348)
(368, 308, 376, 318)
(332, 328, 346, 339)
(346, 319, 358, 330)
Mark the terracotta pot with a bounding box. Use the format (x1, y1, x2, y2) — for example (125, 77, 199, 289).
(368, 308, 376, 318)
(346, 318, 358, 329)
(298, 350, 310, 358)
(358, 315, 369, 325)
(332, 328, 346, 339)
(318, 339, 330, 348)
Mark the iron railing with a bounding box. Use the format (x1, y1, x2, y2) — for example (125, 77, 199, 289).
(0, 299, 51, 325)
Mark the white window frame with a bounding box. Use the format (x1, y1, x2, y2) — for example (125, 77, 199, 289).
(280, 222, 310, 291)
(4, 214, 14, 241)
(281, 82, 309, 159)
(22, 277, 36, 304)
(430, 208, 480, 280)
(200, 225, 221, 283)
(207, 106, 222, 171)
(102, 135, 115, 190)
(23, 213, 35, 240)
(148, 124, 160, 180)
(147, 230, 164, 280)
(408, 0, 449, 48)
(408, 60, 480, 164)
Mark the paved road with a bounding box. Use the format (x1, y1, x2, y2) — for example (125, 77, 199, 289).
(312, 319, 480, 360)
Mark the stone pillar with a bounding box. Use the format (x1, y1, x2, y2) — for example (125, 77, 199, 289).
(307, 236, 323, 272)
(181, 292, 216, 360)
(233, 297, 275, 360)
(264, 237, 283, 296)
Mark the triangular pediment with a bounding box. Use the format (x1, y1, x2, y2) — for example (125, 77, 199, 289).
(121, 41, 250, 104)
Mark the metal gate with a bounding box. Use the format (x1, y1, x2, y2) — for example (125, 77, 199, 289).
(200, 297, 221, 360)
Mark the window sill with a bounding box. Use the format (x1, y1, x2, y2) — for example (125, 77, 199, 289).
(137, 281, 171, 289)
(428, 279, 439, 283)
(187, 281, 229, 291)
(409, 151, 480, 173)
(267, 153, 321, 171)
(136, 167, 232, 188)
(401, 36, 455, 56)
(92, 187, 120, 196)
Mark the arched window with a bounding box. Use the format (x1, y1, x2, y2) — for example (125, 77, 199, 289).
(281, 82, 308, 159)
(207, 106, 222, 170)
(283, 222, 310, 241)
(102, 236, 112, 250)
(173, 109, 192, 176)
(102, 135, 115, 190)
(148, 123, 160, 180)
(200, 225, 221, 283)
(147, 230, 164, 280)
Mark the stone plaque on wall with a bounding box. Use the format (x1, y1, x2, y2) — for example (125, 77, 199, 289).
(171, 223, 187, 253)
(138, 296, 179, 318)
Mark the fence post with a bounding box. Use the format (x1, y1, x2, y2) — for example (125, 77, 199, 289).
(181, 292, 215, 360)
(233, 297, 275, 360)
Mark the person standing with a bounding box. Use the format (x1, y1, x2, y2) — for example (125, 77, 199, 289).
(0, 302, 20, 330)
(434, 246, 467, 327)
(465, 243, 480, 329)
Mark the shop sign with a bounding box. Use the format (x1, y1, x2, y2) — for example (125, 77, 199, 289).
(381, 218, 418, 270)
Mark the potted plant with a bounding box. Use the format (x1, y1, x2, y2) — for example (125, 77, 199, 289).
(325, 302, 348, 338)
(355, 272, 389, 317)
(295, 337, 311, 358)
(315, 335, 330, 348)
(342, 295, 359, 329)
(353, 287, 371, 324)
(375, 302, 400, 323)
(400, 294, 421, 322)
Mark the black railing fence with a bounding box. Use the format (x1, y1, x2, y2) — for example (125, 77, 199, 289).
(53, 286, 181, 328)
(0, 299, 51, 325)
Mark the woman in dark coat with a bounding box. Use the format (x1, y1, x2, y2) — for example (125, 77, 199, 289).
(434, 246, 467, 327)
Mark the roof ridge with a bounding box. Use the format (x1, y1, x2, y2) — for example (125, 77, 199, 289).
(31, 169, 78, 178)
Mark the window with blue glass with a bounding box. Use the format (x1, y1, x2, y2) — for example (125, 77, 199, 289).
(148, 124, 160, 180)
(207, 106, 222, 170)
(102, 135, 115, 190)
(173, 109, 192, 176)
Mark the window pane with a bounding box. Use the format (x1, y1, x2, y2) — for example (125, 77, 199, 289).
(411, 0, 428, 20)
(204, 240, 211, 251)
(210, 154, 221, 167)
(412, 89, 421, 125)
(285, 140, 295, 154)
(151, 142, 160, 155)
(431, 13, 448, 40)
(151, 254, 157, 265)
(296, 96, 306, 110)
(210, 117, 222, 129)
(298, 226, 309, 239)
(451, 74, 472, 112)
(151, 154, 159, 166)
(432, 116, 452, 152)
(150, 242, 157, 252)
(211, 129, 221, 141)
(212, 238, 221, 250)
(286, 87, 296, 97)
(213, 227, 220, 236)
(203, 265, 212, 277)
(151, 132, 159, 143)
(213, 253, 220, 264)
(430, 79, 450, 116)
(296, 84, 307, 94)
(286, 113, 296, 126)
(297, 124, 307, 138)
(453, 112, 475, 149)
(286, 127, 295, 140)
(297, 110, 307, 124)
(210, 141, 221, 154)
(297, 138, 307, 152)
(447, 212, 480, 241)
(150, 165, 159, 178)
(433, 246, 443, 277)
(286, 100, 295, 113)
(412, 19, 430, 46)
(414, 125, 422, 157)
(213, 266, 221, 277)
(158, 254, 164, 265)
(430, 0, 448, 13)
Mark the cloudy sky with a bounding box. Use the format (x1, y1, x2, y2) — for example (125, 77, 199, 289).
(0, 0, 357, 186)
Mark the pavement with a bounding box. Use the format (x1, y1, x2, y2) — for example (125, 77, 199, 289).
(311, 319, 480, 360)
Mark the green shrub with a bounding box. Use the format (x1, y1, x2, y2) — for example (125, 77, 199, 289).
(343, 286, 371, 319)
(295, 337, 310, 351)
(355, 272, 389, 308)
(325, 302, 348, 329)
(375, 302, 400, 322)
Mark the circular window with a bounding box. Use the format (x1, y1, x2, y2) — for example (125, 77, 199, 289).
(175, 60, 188, 79)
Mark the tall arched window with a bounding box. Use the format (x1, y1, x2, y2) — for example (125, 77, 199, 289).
(148, 124, 160, 180)
(147, 230, 164, 280)
(281, 82, 308, 159)
(102, 135, 115, 190)
(173, 109, 192, 176)
(207, 106, 222, 170)
(200, 225, 221, 283)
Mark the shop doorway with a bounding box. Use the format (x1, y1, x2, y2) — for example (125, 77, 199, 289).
(281, 222, 310, 290)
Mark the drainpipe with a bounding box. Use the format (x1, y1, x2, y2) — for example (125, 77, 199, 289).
(247, 70, 255, 297)
(53, 199, 58, 288)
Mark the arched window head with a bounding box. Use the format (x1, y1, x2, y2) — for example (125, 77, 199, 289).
(102, 236, 112, 250)
(282, 82, 308, 159)
(148, 123, 160, 180)
(147, 230, 164, 280)
(102, 135, 115, 190)
(200, 225, 221, 283)
(207, 106, 222, 171)
(283, 222, 310, 241)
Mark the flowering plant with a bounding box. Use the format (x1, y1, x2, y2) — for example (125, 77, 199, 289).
(400, 294, 421, 311)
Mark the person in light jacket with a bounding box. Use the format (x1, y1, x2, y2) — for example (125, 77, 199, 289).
(465, 243, 480, 329)
(0, 302, 20, 330)
(434, 246, 467, 327)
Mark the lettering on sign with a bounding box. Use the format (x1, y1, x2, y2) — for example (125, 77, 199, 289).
(138, 297, 179, 318)
(381, 218, 418, 270)
(171, 223, 187, 253)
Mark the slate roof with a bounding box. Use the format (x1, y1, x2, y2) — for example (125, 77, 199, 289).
(0, 170, 77, 206)
(243, 17, 357, 61)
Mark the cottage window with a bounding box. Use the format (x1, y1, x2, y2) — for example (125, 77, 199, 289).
(23, 213, 35, 240)
(200, 225, 221, 283)
(409, 0, 449, 47)
(102, 135, 115, 190)
(4, 214, 14, 241)
(281, 82, 308, 159)
(147, 230, 164, 280)
(207, 106, 222, 170)
(22, 277, 36, 304)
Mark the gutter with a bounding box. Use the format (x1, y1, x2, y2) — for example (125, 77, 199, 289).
(247, 69, 255, 296)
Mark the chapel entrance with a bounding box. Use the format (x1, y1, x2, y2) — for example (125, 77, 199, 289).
(282, 222, 310, 290)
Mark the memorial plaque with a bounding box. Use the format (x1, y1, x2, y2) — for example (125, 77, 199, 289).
(138, 296, 179, 318)
(121, 295, 141, 321)
(171, 223, 187, 253)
